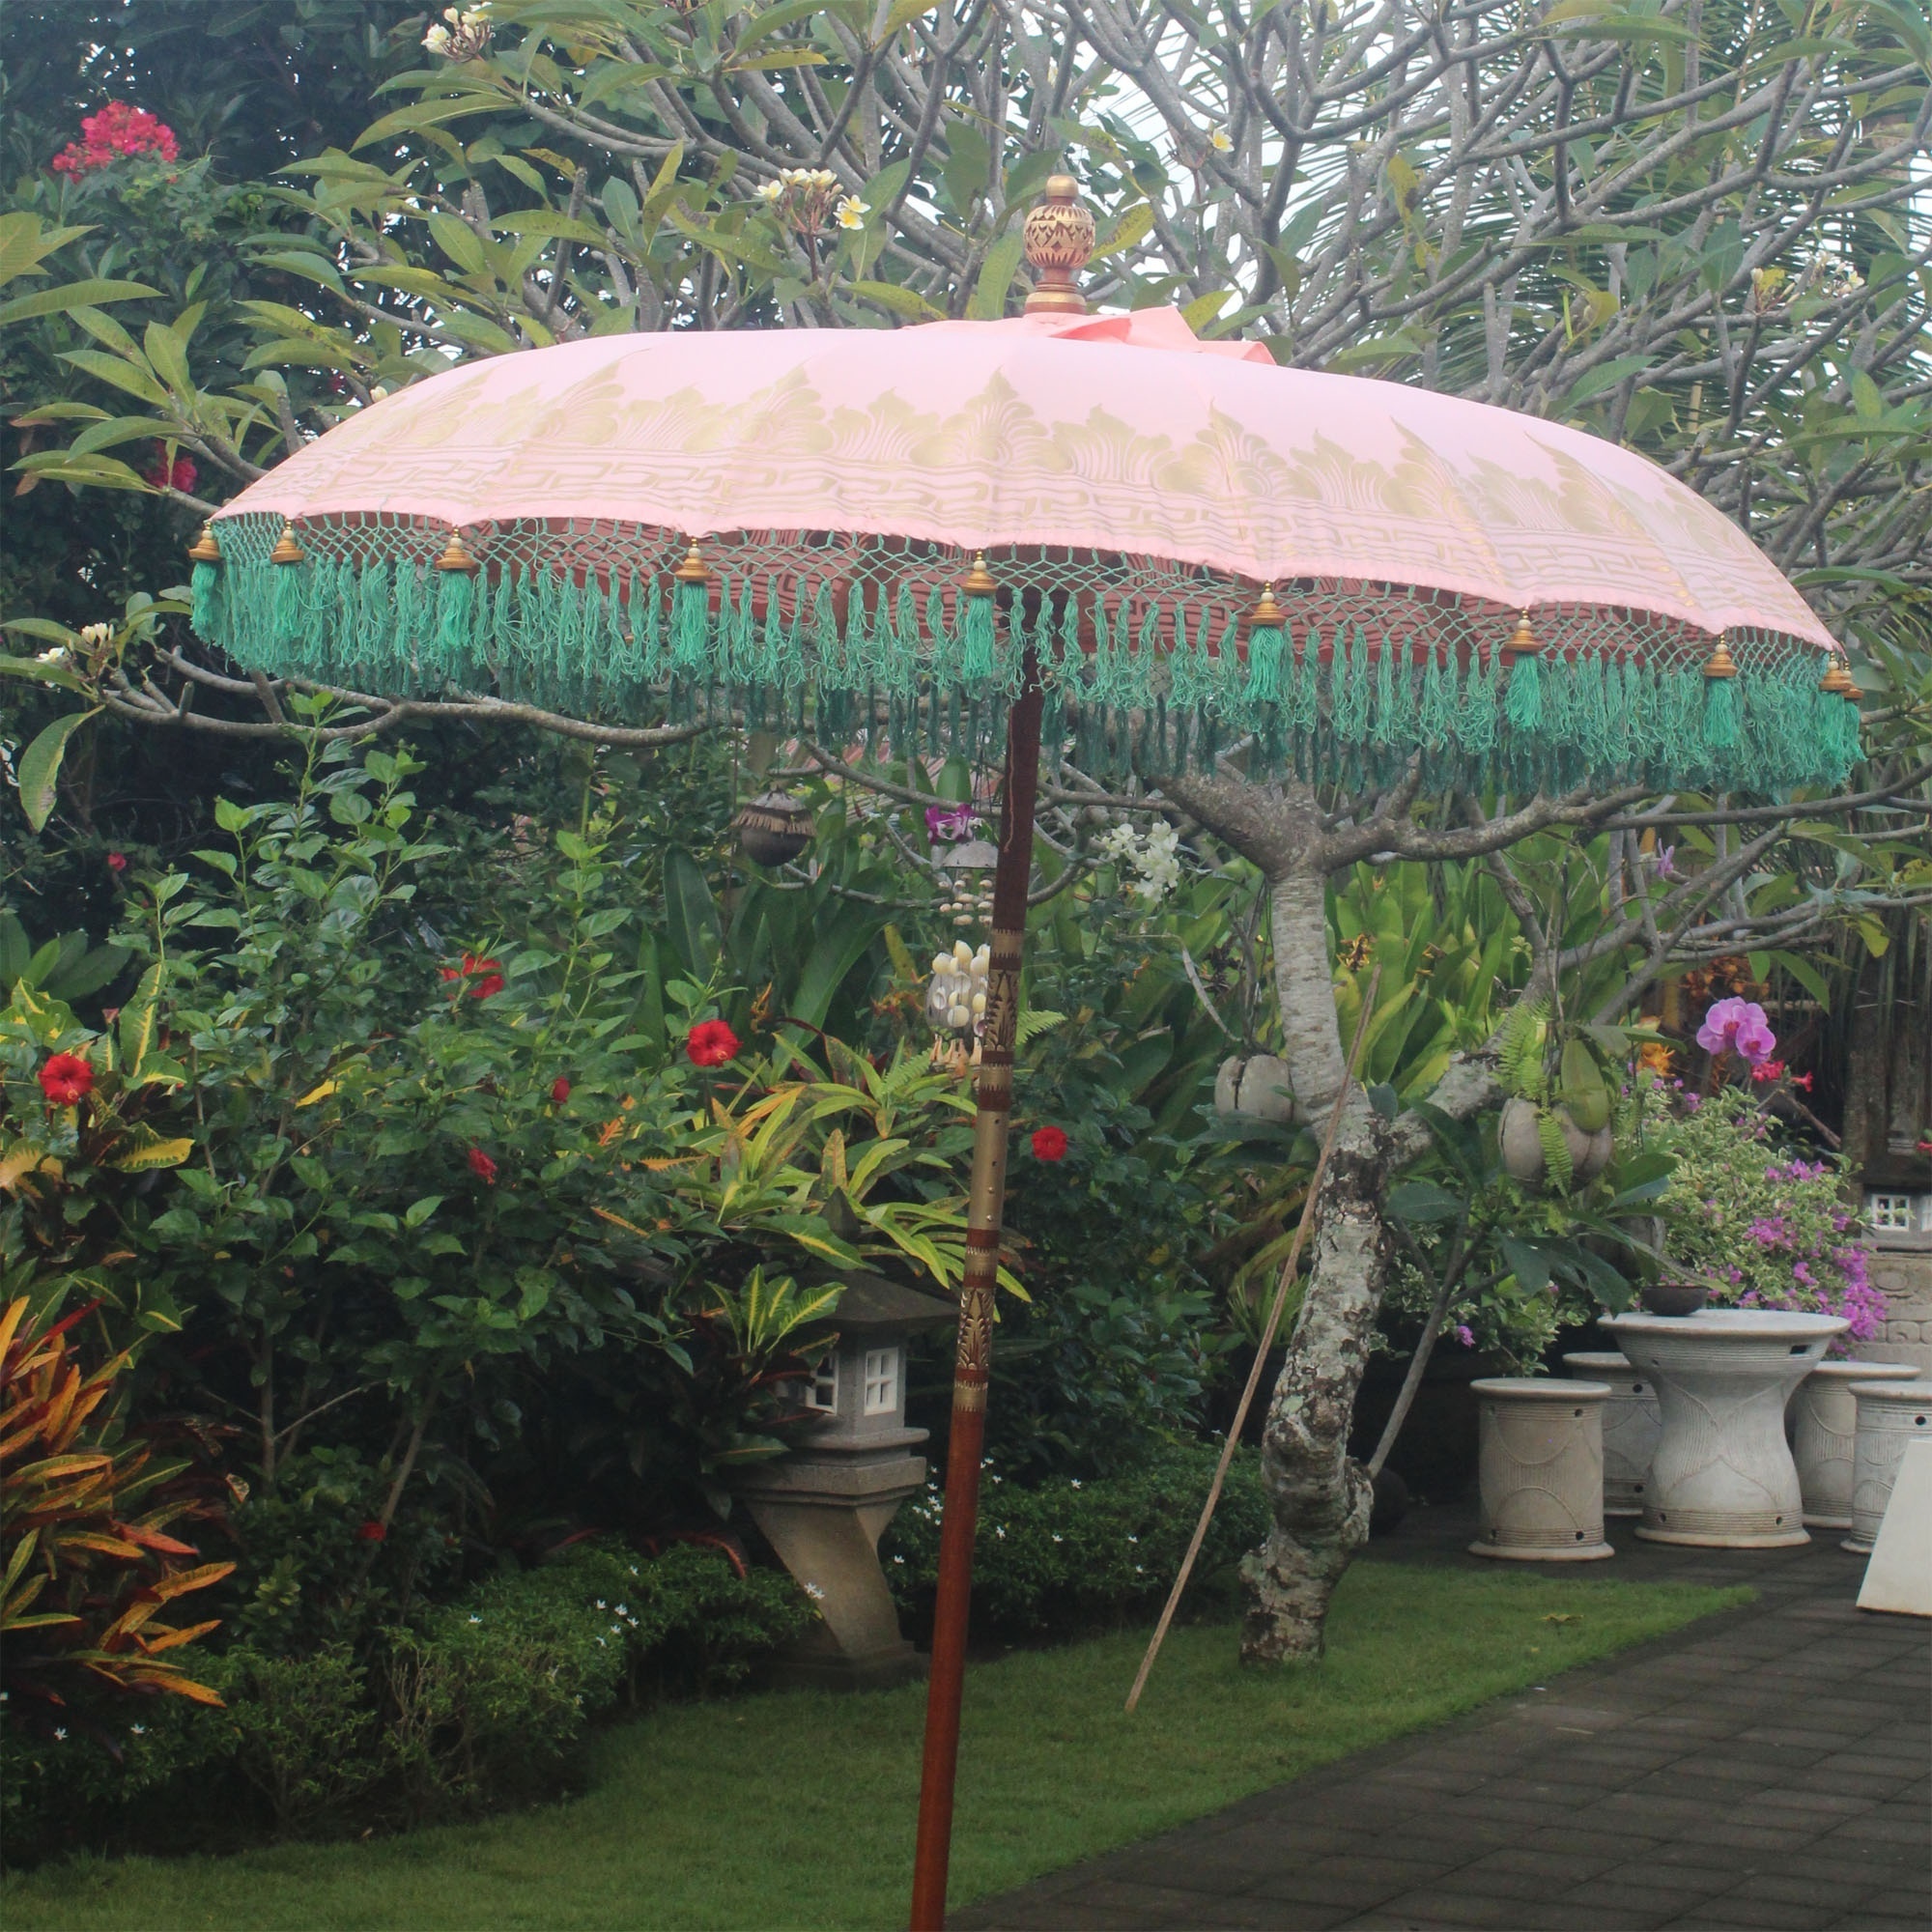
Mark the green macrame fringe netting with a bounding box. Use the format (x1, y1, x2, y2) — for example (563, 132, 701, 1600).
(194, 545, 1860, 796)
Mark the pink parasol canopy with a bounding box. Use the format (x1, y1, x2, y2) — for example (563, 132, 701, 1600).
(219, 304, 1829, 653)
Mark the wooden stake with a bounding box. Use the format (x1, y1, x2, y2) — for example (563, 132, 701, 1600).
(1124, 966, 1382, 1715)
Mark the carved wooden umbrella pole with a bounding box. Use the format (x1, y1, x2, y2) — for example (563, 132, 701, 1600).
(196, 165, 1854, 1931)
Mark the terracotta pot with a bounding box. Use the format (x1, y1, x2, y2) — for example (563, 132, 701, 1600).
(1498, 1096, 1613, 1186)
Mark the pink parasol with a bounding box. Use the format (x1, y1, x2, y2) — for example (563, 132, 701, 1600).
(185, 178, 1857, 1931)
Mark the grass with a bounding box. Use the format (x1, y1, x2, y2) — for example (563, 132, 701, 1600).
(5, 1560, 1748, 1932)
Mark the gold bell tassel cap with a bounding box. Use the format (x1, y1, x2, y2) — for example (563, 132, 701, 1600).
(1503, 609, 1541, 659)
(435, 530, 479, 575)
(270, 520, 305, 566)
(959, 553, 998, 598)
(186, 522, 222, 566)
(1022, 175, 1097, 317)
(674, 539, 714, 585)
(1820, 652, 1857, 697)
(1701, 639, 1739, 679)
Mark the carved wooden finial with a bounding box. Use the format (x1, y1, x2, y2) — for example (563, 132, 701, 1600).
(270, 520, 305, 566)
(435, 530, 479, 575)
(674, 539, 713, 585)
(186, 523, 222, 566)
(1504, 610, 1540, 658)
(1702, 638, 1739, 680)
(960, 553, 998, 598)
(1819, 653, 1857, 697)
(1249, 583, 1286, 630)
(1022, 175, 1096, 317)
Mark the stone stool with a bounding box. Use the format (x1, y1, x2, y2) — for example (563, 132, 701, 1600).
(1791, 1361, 1909, 1529)
(1561, 1350, 1661, 1517)
(1469, 1378, 1615, 1561)
(1845, 1380, 1932, 1554)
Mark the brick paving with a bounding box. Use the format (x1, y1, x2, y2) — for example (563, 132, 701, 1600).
(953, 1514, 1930, 1932)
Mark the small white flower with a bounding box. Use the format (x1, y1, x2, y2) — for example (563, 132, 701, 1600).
(469, 1613, 483, 1624)
(79, 623, 112, 647)
(810, 168, 838, 188)
(614, 1604, 628, 1615)
(1069, 1479, 1082, 1489)
(835, 196, 869, 231)
(37, 645, 70, 666)
(1208, 128, 1233, 154)
(1051, 1533, 1064, 1544)
(595, 1635, 607, 1646)
(994, 1525, 1006, 1539)
(802, 1580, 825, 1600)
(893, 1553, 905, 1564)
(423, 23, 451, 52)
(1126, 1535, 1138, 1544)
(129, 1723, 146, 1736)
(755, 180, 784, 203)
(53, 1727, 67, 1741)
(596, 1600, 608, 1609)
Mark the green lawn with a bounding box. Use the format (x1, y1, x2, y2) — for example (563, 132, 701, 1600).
(7, 1562, 1747, 1932)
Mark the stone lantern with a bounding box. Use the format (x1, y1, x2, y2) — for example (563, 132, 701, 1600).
(734, 1272, 954, 1689)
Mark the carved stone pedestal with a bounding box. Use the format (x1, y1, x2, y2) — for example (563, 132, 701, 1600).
(1845, 1379, 1932, 1555)
(736, 1435, 928, 1690)
(1561, 1350, 1661, 1518)
(1791, 1360, 1910, 1530)
(1469, 1378, 1615, 1562)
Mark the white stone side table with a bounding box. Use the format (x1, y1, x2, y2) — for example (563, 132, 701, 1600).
(1791, 1361, 1911, 1530)
(1845, 1379, 1932, 1554)
(1469, 1378, 1615, 1561)
(1600, 1311, 1846, 1548)
(1561, 1350, 1661, 1517)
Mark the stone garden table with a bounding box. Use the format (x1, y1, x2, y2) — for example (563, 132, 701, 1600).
(1600, 1310, 1846, 1547)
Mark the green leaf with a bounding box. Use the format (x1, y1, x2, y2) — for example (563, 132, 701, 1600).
(0, 278, 159, 327)
(1386, 1179, 1463, 1223)
(663, 849, 722, 979)
(143, 321, 195, 397)
(847, 280, 944, 321)
(16, 709, 99, 832)
(405, 1194, 445, 1227)
(427, 213, 489, 275)
(0, 651, 87, 695)
(966, 231, 1027, 321)
(1498, 1235, 1552, 1293)
(873, 0, 940, 41)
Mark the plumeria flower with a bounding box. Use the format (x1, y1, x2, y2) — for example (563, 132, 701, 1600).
(835, 196, 869, 230)
(36, 645, 70, 666)
(755, 180, 784, 203)
(79, 622, 113, 648)
(1208, 128, 1234, 153)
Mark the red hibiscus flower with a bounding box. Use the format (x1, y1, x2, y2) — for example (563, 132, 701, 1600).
(1030, 1125, 1068, 1162)
(1749, 1059, 1787, 1085)
(355, 1520, 387, 1543)
(39, 1053, 94, 1105)
(105, 850, 128, 873)
(686, 1019, 740, 1067)
(467, 1147, 498, 1184)
(440, 952, 504, 999)
(551, 1076, 571, 1105)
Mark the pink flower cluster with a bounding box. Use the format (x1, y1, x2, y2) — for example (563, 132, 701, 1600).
(50, 102, 180, 176)
(1695, 997, 1776, 1065)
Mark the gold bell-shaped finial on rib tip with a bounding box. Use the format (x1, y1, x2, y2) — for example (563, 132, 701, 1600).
(1249, 583, 1286, 630)
(1504, 610, 1540, 659)
(1702, 638, 1739, 680)
(1820, 653, 1857, 697)
(960, 553, 998, 598)
(186, 522, 222, 566)
(674, 539, 713, 585)
(435, 530, 479, 575)
(270, 520, 306, 566)
(1022, 174, 1097, 317)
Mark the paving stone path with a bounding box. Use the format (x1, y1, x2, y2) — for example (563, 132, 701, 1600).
(954, 1513, 1930, 1932)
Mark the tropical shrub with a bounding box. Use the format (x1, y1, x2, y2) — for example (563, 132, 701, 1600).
(1656, 1087, 1880, 1340)
(883, 1442, 1268, 1637)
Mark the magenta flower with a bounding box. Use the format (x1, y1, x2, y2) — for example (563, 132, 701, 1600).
(925, 805, 980, 842)
(1695, 996, 1776, 1066)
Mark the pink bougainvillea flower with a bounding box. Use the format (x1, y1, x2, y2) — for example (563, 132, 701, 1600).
(685, 1019, 740, 1067)
(50, 101, 180, 175)
(551, 1076, 571, 1106)
(1030, 1124, 1068, 1161)
(467, 1147, 498, 1184)
(39, 1052, 94, 1105)
(1695, 996, 1776, 1066)
(1750, 1059, 1787, 1085)
(440, 952, 504, 999)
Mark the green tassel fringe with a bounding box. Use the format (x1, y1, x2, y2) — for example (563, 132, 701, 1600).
(190, 561, 221, 641)
(201, 517, 1859, 796)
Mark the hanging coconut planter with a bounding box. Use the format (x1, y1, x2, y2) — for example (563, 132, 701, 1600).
(733, 791, 814, 867)
(1214, 1053, 1296, 1125)
(1498, 1096, 1613, 1187)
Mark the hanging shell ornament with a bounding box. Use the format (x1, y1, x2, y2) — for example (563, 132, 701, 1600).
(734, 791, 815, 867)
